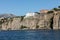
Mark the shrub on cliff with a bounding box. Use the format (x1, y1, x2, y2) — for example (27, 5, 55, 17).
(21, 16, 25, 21)
(0, 21, 2, 25)
(58, 6, 60, 8)
(20, 25, 27, 29)
(35, 12, 40, 14)
(53, 7, 60, 11)
(47, 11, 54, 13)
(53, 8, 58, 11)
(36, 25, 39, 29)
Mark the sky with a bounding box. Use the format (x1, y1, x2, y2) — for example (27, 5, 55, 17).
(0, 0, 60, 16)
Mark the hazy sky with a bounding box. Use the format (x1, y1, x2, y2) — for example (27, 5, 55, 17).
(0, 0, 60, 16)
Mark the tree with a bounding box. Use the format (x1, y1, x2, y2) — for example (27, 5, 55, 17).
(53, 8, 58, 11)
(58, 6, 60, 8)
(47, 11, 54, 13)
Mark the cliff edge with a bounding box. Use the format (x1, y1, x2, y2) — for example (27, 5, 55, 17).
(0, 6, 60, 30)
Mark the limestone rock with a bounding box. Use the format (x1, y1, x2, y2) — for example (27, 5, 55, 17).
(0, 9, 60, 30)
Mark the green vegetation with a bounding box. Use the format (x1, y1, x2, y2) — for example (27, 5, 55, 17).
(47, 11, 54, 13)
(58, 6, 60, 8)
(53, 8, 60, 11)
(0, 21, 2, 25)
(10, 18, 13, 22)
(0, 19, 6, 24)
(0, 17, 13, 25)
(53, 8, 58, 11)
(21, 16, 25, 21)
(20, 25, 27, 29)
(53, 6, 60, 11)
(36, 25, 39, 29)
(35, 12, 40, 14)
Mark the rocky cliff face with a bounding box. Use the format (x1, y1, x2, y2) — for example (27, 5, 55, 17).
(0, 7, 60, 30)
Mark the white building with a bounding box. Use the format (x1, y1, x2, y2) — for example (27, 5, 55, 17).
(24, 12, 37, 18)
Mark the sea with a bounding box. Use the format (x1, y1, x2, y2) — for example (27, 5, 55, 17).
(0, 29, 60, 40)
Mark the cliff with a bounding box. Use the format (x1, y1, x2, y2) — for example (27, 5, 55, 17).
(0, 6, 60, 30)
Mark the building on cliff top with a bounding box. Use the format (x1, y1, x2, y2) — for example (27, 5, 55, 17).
(40, 9, 49, 13)
(24, 12, 39, 18)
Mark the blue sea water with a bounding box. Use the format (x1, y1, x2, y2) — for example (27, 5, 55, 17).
(0, 30, 60, 40)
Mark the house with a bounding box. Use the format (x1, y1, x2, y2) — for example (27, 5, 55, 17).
(40, 9, 49, 13)
(24, 12, 38, 18)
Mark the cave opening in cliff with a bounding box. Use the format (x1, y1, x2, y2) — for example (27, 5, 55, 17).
(50, 17, 53, 29)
